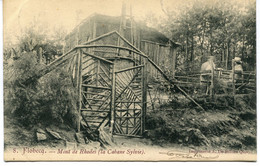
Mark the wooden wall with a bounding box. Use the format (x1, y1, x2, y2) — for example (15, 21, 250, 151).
(140, 40, 176, 78)
(64, 15, 177, 78)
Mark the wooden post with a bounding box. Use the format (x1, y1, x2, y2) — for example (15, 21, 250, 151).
(210, 67, 214, 100)
(157, 44, 160, 78)
(231, 59, 236, 106)
(171, 47, 177, 78)
(110, 64, 116, 136)
(141, 58, 147, 135)
(226, 42, 229, 70)
(77, 49, 83, 132)
(74, 50, 80, 87)
(96, 60, 100, 86)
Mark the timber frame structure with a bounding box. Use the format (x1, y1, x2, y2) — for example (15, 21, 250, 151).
(26, 30, 204, 137)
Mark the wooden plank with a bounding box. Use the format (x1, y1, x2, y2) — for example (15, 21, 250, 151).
(78, 45, 142, 57)
(81, 109, 110, 112)
(115, 65, 144, 73)
(82, 57, 94, 65)
(116, 101, 141, 103)
(84, 98, 107, 101)
(83, 91, 110, 97)
(81, 30, 117, 45)
(98, 74, 111, 87)
(99, 65, 111, 80)
(77, 49, 83, 132)
(175, 76, 199, 79)
(115, 31, 147, 55)
(109, 64, 116, 135)
(96, 60, 100, 86)
(82, 84, 111, 90)
(146, 57, 205, 111)
(210, 65, 214, 99)
(116, 109, 141, 111)
(115, 69, 142, 102)
(82, 67, 97, 76)
(24, 50, 78, 84)
(86, 119, 103, 123)
(82, 52, 113, 64)
(93, 50, 118, 54)
(141, 58, 147, 135)
(232, 59, 236, 106)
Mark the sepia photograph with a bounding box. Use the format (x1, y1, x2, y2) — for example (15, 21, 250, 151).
(3, 0, 256, 161)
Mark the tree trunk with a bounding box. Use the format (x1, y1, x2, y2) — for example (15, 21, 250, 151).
(222, 44, 225, 68)
(226, 41, 229, 70)
(190, 33, 194, 62)
(210, 30, 213, 56)
(185, 33, 189, 69)
(242, 35, 245, 58)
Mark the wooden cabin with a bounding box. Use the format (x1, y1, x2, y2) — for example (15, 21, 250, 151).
(64, 13, 180, 78)
(61, 13, 181, 137)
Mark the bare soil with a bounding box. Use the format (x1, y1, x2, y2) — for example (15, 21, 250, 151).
(4, 94, 256, 152)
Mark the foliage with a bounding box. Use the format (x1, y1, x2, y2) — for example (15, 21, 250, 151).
(4, 52, 77, 127)
(4, 20, 66, 65)
(146, 0, 256, 72)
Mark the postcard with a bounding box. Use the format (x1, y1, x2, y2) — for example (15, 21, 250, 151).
(3, 0, 256, 161)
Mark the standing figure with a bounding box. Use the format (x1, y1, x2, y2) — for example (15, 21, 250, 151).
(233, 57, 243, 82)
(200, 56, 215, 95)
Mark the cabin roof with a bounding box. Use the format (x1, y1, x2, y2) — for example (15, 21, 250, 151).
(65, 13, 180, 47)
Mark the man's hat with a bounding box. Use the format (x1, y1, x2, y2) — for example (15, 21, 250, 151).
(234, 57, 241, 62)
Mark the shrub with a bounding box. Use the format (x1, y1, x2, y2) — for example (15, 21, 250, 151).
(4, 52, 78, 127)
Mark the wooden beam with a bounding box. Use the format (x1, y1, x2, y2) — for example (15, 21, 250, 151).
(115, 68, 142, 102)
(210, 65, 214, 99)
(147, 57, 205, 111)
(23, 49, 78, 85)
(110, 64, 116, 136)
(77, 45, 143, 57)
(96, 35, 204, 111)
(77, 49, 83, 132)
(82, 31, 117, 45)
(82, 84, 111, 90)
(141, 40, 168, 47)
(115, 65, 144, 73)
(141, 58, 147, 135)
(82, 52, 113, 64)
(171, 47, 177, 77)
(232, 59, 236, 106)
(115, 31, 145, 54)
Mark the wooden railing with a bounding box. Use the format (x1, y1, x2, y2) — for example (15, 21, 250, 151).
(174, 61, 256, 101)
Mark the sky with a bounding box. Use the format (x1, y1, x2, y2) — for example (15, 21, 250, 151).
(3, 0, 167, 44)
(3, 0, 254, 45)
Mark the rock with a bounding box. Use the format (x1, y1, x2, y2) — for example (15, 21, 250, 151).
(99, 128, 115, 146)
(86, 130, 99, 141)
(46, 128, 62, 140)
(88, 141, 101, 148)
(37, 128, 45, 134)
(80, 120, 88, 129)
(187, 128, 210, 146)
(36, 128, 47, 141)
(36, 132, 47, 141)
(84, 136, 90, 144)
(75, 132, 85, 144)
(65, 141, 77, 149)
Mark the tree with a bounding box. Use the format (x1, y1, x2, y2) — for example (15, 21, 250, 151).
(153, 0, 256, 72)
